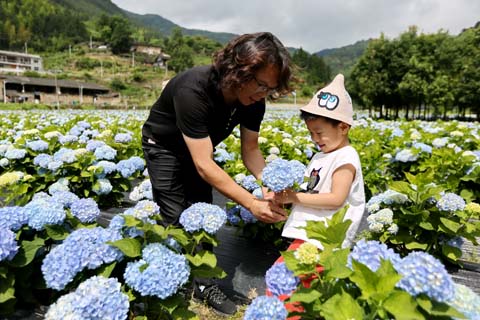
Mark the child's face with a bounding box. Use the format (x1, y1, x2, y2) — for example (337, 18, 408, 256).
(305, 117, 349, 153)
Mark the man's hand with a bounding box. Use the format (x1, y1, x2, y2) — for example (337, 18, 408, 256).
(249, 198, 287, 223)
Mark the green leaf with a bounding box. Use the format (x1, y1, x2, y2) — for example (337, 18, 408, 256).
(45, 224, 70, 240)
(320, 248, 352, 280)
(10, 237, 45, 267)
(439, 217, 462, 233)
(416, 295, 465, 318)
(320, 292, 364, 320)
(122, 215, 142, 227)
(405, 241, 428, 250)
(97, 262, 117, 278)
(383, 290, 423, 320)
(172, 307, 199, 320)
(441, 245, 462, 262)
(107, 238, 142, 258)
(0, 271, 15, 303)
(418, 221, 434, 230)
(190, 265, 226, 279)
(185, 250, 217, 268)
(290, 287, 322, 304)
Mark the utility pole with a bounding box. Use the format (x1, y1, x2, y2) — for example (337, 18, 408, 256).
(24, 42, 27, 53)
(100, 60, 103, 79)
(132, 51, 135, 67)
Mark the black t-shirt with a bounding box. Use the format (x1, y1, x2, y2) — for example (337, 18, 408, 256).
(142, 65, 265, 154)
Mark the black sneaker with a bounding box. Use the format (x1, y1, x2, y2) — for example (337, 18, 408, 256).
(193, 283, 237, 315)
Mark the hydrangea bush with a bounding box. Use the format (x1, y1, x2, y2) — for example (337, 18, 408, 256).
(363, 171, 480, 264)
(260, 207, 476, 320)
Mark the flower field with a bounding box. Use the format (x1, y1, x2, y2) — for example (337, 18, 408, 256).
(1, 107, 479, 319)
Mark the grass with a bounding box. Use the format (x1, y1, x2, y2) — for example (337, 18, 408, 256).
(188, 288, 259, 319)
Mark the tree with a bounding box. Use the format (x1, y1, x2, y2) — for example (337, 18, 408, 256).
(164, 28, 194, 73)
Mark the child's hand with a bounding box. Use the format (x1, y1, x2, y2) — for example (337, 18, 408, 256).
(274, 189, 296, 204)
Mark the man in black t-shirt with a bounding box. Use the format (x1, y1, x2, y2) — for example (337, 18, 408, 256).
(142, 32, 293, 315)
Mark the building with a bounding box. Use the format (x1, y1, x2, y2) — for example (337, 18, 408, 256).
(0, 75, 120, 106)
(0, 50, 43, 74)
(130, 44, 171, 68)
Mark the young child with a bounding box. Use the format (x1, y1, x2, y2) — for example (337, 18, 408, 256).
(275, 73, 365, 249)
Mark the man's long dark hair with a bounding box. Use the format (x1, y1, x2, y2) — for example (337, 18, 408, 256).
(212, 32, 293, 96)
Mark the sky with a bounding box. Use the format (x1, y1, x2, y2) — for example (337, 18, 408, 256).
(111, 0, 479, 53)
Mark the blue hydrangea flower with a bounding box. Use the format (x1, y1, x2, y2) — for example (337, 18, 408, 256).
(436, 192, 466, 212)
(48, 178, 70, 194)
(0, 206, 28, 231)
(394, 149, 419, 162)
(53, 148, 77, 164)
(24, 198, 66, 231)
(114, 133, 132, 143)
(202, 205, 227, 234)
(58, 134, 79, 145)
(0, 228, 19, 261)
(449, 283, 480, 320)
(47, 160, 63, 171)
(93, 178, 113, 195)
(129, 179, 153, 202)
(108, 215, 125, 231)
(265, 262, 299, 296)
(262, 158, 306, 192)
(116, 159, 137, 178)
(179, 202, 226, 234)
(348, 239, 402, 272)
(252, 187, 263, 199)
(244, 295, 288, 320)
(240, 206, 257, 223)
(50, 191, 79, 208)
(214, 148, 233, 163)
(95, 160, 117, 178)
(42, 227, 123, 290)
(94, 145, 117, 160)
(226, 205, 241, 225)
(241, 175, 259, 191)
(5, 148, 27, 160)
(26, 140, 49, 152)
(45, 276, 129, 320)
(126, 200, 160, 221)
(70, 198, 100, 223)
(412, 142, 433, 154)
(33, 153, 53, 168)
(396, 251, 454, 303)
(124, 243, 190, 299)
(86, 140, 106, 152)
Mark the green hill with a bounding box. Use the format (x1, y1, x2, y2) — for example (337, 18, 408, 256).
(315, 40, 370, 76)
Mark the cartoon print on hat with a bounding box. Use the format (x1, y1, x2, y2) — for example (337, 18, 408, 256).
(300, 73, 354, 125)
(318, 91, 339, 110)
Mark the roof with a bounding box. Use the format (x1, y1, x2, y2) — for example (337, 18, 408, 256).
(0, 50, 41, 59)
(0, 75, 109, 91)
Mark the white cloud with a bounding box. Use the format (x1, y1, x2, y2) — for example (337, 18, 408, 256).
(112, 0, 479, 52)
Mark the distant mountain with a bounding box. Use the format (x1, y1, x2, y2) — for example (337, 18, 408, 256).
(315, 40, 370, 76)
(53, 0, 237, 44)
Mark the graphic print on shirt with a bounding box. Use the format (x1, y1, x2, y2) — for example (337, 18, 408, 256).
(306, 167, 321, 192)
